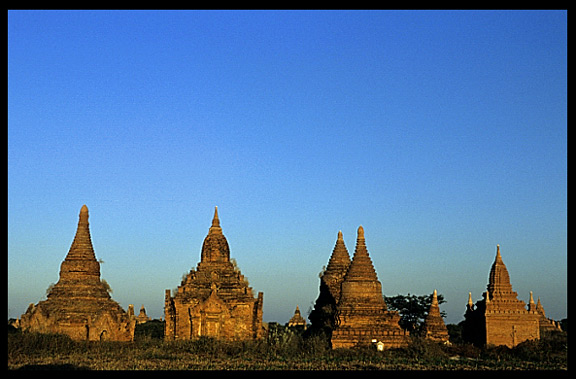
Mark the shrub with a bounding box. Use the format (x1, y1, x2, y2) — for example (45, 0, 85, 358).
(8, 331, 77, 356)
(134, 320, 165, 340)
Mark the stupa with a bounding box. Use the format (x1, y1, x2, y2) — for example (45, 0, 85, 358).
(421, 289, 449, 343)
(329, 226, 408, 349)
(308, 230, 351, 335)
(136, 305, 151, 324)
(19, 205, 135, 341)
(287, 306, 307, 329)
(463, 245, 561, 347)
(164, 207, 264, 341)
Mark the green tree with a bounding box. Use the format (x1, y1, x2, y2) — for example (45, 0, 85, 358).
(384, 293, 446, 334)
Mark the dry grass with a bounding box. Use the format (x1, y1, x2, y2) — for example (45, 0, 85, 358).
(7, 330, 567, 370)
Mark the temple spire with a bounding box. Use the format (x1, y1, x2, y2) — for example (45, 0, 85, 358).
(343, 225, 378, 282)
(208, 206, 222, 235)
(66, 204, 96, 261)
(325, 230, 351, 273)
(432, 289, 439, 306)
(212, 206, 220, 227)
(201, 206, 229, 262)
(495, 244, 503, 263)
(467, 292, 474, 309)
(487, 244, 513, 296)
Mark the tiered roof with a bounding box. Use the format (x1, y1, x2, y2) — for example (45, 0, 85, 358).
(485, 245, 526, 311)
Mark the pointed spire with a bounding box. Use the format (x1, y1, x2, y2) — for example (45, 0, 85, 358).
(536, 297, 546, 316)
(325, 230, 351, 273)
(201, 206, 230, 263)
(426, 289, 441, 317)
(208, 206, 222, 235)
(528, 291, 536, 311)
(467, 292, 474, 309)
(495, 244, 503, 263)
(212, 206, 220, 227)
(344, 226, 378, 281)
(66, 204, 96, 261)
(422, 289, 449, 343)
(487, 244, 513, 296)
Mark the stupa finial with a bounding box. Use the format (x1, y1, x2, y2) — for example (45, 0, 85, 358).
(212, 206, 220, 227)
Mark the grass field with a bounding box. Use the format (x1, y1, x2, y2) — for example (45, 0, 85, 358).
(7, 328, 567, 370)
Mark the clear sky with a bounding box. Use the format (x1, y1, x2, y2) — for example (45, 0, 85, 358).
(8, 10, 566, 325)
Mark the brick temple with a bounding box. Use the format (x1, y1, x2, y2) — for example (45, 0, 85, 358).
(421, 289, 449, 343)
(463, 245, 561, 347)
(18, 205, 135, 341)
(164, 207, 264, 341)
(310, 227, 408, 349)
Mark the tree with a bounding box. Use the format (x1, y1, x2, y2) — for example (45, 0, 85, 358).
(384, 293, 446, 334)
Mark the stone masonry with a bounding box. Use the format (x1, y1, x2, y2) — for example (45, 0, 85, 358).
(463, 245, 561, 347)
(19, 205, 135, 341)
(164, 207, 264, 341)
(311, 227, 408, 349)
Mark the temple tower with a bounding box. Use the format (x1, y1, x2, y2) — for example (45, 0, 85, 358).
(287, 305, 307, 330)
(308, 230, 351, 335)
(330, 226, 408, 349)
(421, 289, 449, 343)
(164, 207, 264, 341)
(19, 205, 135, 341)
(463, 245, 561, 347)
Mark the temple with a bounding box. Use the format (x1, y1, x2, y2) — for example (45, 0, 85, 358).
(287, 305, 307, 330)
(136, 305, 151, 324)
(164, 207, 264, 341)
(421, 289, 449, 343)
(18, 205, 136, 341)
(311, 227, 408, 349)
(463, 245, 561, 347)
(308, 230, 350, 337)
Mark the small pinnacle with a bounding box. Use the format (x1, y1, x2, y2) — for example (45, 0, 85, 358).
(212, 206, 220, 226)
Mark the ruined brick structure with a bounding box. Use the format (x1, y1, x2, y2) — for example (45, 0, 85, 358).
(19, 205, 135, 341)
(164, 207, 264, 341)
(136, 305, 151, 324)
(421, 289, 449, 343)
(463, 245, 561, 347)
(311, 227, 408, 349)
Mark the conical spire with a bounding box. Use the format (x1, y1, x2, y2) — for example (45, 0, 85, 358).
(66, 204, 96, 261)
(485, 244, 526, 312)
(422, 289, 449, 342)
(535, 297, 546, 316)
(528, 291, 536, 311)
(201, 206, 230, 263)
(344, 225, 378, 281)
(487, 244, 513, 297)
(325, 230, 351, 274)
(53, 205, 106, 294)
(427, 289, 441, 317)
(209, 206, 222, 234)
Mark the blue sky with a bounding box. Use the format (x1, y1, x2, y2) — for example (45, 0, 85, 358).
(8, 10, 566, 325)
